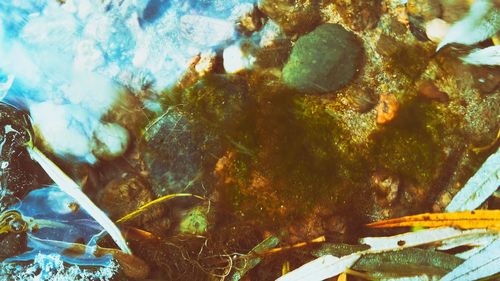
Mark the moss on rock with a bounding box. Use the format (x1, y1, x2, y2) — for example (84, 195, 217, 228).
(282, 24, 363, 94)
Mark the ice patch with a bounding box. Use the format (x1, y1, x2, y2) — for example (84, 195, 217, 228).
(0, 254, 117, 281)
(0, 0, 255, 162)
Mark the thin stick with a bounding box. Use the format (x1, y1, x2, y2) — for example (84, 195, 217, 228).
(116, 193, 205, 223)
(28, 146, 131, 254)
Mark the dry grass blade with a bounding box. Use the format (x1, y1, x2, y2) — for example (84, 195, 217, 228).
(446, 146, 500, 212)
(276, 254, 361, 281)
(232, 236, 280, 281)
(27, 146, 132, 254)
(116, 193, 205, 223)
(441, 237, 500, 281)
(360, 227, 482, 251)
(366, 210, 500, 230)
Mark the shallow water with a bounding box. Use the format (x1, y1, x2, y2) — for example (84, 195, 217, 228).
(0, 0, 499, 280)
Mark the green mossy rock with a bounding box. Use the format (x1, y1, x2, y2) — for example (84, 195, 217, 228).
(179, 206, 208, 235)
(142, 110, 204, 196)
(282, 23, 363, 94)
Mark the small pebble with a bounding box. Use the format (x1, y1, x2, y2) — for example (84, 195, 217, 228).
(98, 174, 162, 227)
(258, 0, 321, 35)
(418, 80, 450, 103)
(407, 0, 442, 21)
(425, 18, 450, 43)
(346, 86, 378, 113)
(335, 0, 382, 31)
(376, 93, 400, 124)
(371, 171, 400, 204)
(376, 34, 400, 57)
(223, 43, 256, 74)
(91, 122, 129, 160)
(471, 66, 500, 94)
(232, 3, 266, 35)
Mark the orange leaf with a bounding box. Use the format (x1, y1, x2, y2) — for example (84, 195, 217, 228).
(366, 210, 500, 230)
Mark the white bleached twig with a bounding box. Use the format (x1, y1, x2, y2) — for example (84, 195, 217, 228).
(28, 146, 131, 254)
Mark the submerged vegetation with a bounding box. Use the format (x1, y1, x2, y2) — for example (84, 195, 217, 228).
(0, 0, 499, 280)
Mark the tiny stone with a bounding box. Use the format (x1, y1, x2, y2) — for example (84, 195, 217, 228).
(376, 34, 400, 57)
(142, 109, 204, 196)
(372, 170, 400, 204)
(418, 80, 450, 103)
(98, 174, 162, 227)
(233, 3, 266, 35)
(376, 93, 400, 124)
(470, 66, 500, 94)
(346, 86, 378, 113)
(335, 0, 382, 31)
(425, 18, 450, 43)
(91, 122, 130, 161)
(179, 206, 209, 235)
(258, 0, 321, 35)
(407, 0, 442, 21)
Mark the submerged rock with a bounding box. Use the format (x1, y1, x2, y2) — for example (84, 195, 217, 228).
(0, 103, 46, 208)
(142, 110, 204, 196)
(407, 0, 442, 21)
(91, 122, 130, 161)
(375, 33, 431, 79)
(98, 174, 162, 227)
(282, 24, 363, 94)
(178, 205, 209, 235)
(0, 233, 26, 260)
(335, 0, 382, 31)
(258, 0, 321, 35)
(418, 80, 450, 103)
(376, 94, 400, 124)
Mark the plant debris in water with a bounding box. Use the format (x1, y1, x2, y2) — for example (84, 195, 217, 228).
(0, 0, 499, 280)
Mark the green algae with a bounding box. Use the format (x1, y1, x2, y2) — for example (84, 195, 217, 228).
(371, 97, 448, 185)
(388, 44, 431, 79)
(159, 73, 461, 232)
(179, 206, 209, 235)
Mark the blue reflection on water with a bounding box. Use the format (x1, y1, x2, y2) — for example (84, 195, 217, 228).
(5, 186, 111, 266)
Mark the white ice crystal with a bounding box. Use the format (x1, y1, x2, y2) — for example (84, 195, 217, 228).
(0, 254, 118, 281)
(0, 0, 255, 162)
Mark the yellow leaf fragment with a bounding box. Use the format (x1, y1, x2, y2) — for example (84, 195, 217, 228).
(471, 128, 500, 154)
(366, 210, 500, 230)
(338, 272, 347, 281)
(282, 261, 290, 276)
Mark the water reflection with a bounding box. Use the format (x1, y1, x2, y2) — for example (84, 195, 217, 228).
(1, 186, 113, 267)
